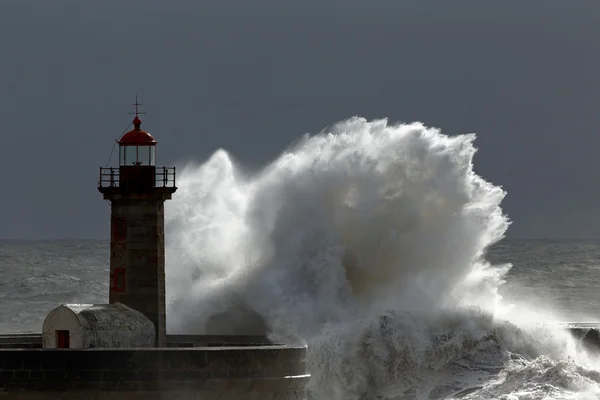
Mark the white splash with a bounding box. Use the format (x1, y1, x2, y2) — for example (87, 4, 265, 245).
(164, 117, 600, 399)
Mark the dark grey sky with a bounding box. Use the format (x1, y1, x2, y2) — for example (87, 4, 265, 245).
(1, 1, 599, 239)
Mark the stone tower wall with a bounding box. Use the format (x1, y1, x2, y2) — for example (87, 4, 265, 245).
(103, 189, 174, 347)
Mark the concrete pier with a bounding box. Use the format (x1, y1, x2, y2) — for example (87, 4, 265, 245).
(0, 338, 308, 399)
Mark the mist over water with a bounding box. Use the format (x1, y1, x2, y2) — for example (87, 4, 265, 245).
(164, 118, 600, 399)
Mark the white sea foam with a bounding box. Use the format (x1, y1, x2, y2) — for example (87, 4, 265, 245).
(164, 117, 600, 399)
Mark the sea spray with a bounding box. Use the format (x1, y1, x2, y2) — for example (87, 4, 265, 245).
(164, 117, 600, 399)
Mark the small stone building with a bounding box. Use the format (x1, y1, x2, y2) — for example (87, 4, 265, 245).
(42, 303, 155, 349)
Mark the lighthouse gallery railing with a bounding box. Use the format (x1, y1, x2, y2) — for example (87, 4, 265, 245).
(98, 167, 176, 188)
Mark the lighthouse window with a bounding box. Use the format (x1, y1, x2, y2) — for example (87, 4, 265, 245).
(112, 216, 126, 240)
(125, 145, 138, 165)
(112, 268, 126, 293)
(149, 146, 155, 166)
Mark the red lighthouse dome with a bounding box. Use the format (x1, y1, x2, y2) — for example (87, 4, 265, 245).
(118, 116, 157, 145)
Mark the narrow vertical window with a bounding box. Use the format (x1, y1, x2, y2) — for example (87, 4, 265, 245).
(119, 146, 125, 166)
(112, 267, 126, 293)
(112, 216, 126, 240)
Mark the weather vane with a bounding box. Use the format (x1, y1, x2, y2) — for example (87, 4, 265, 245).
(129, 95, 146, 118)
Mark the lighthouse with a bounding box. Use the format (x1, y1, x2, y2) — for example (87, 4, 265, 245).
(4, 99, 308, 399)
(98, 100, 177, 347)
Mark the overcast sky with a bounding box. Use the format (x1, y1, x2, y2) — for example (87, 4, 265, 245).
(0, 1, 599, 239)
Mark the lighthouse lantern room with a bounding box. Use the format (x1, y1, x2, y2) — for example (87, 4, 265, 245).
(119, 116, 156, 167)
(115, 115, 160, 191)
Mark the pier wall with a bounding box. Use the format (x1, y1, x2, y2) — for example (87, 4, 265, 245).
(166, 335, 272, 347)
(0, 345, 308, 399)
(0, 334, 42, 349)
(0, 334, 272, 349)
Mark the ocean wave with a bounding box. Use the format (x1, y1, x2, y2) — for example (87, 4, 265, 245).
(164, 117, 600, 399)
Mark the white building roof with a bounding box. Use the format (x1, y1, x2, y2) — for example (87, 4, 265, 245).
(42, 303, 155, 348)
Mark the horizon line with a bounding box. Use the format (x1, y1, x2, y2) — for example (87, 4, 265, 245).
(2, 237, 600, 242)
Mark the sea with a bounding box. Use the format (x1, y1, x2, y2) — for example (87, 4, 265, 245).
(3, 118, 600, 399)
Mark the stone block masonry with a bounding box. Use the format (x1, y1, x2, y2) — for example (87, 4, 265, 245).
(0, 345, 309, 399)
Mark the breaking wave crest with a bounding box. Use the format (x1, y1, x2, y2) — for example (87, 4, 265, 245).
(164, 117, 600, 399)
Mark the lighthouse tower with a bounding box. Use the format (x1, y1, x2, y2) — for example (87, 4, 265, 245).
(98, 101, 176, 347)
